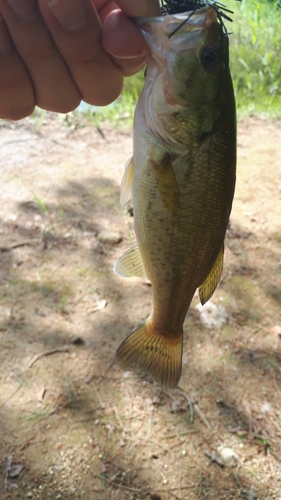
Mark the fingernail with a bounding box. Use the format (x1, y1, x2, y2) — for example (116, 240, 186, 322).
(48, 0, 86, 31)
(114, 51, 147, 61)
(0, 15, 13, 55)
(6, 0, 39, 22)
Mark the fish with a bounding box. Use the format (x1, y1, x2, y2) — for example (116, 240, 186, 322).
(114, 4, 236, 388)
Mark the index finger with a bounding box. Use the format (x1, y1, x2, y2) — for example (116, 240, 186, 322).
(39, 0, 123, 106)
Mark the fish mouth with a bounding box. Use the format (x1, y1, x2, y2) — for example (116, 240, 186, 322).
(134, 5, 217, 34)
(164, 6, 217, 34)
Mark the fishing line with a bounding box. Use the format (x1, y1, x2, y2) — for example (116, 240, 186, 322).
(161, 0, 239, 38)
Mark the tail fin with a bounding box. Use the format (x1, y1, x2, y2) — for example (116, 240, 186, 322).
(115, 320, 183, 389)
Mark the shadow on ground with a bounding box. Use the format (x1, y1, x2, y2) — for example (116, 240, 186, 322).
(1, 116, 281, 499)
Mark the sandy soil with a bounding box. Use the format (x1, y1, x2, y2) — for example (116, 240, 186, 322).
(0, 112, 281, 500)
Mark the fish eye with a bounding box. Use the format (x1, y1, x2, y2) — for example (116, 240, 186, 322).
(201, 47, 219, 70)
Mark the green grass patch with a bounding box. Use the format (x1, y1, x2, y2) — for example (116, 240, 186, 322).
(32, 191, 49, 215)
(229, 0, 281, 118)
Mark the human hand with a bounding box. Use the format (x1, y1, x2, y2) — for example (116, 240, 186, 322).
(0, 0, 160, 120)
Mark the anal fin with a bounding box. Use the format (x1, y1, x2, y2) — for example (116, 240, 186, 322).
(199, 245, 224, 305)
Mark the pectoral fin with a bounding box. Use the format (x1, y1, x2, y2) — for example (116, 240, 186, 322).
(114, 242, 147, 279)
(120, 156, 134, 207)
(150, 153, 180, 213)
(199, 245, 224, 305)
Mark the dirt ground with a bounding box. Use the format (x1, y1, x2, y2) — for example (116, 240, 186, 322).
(0, 112, 281, 500)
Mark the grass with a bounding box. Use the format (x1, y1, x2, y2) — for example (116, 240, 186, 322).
(229, 0, 281, 118)
(78, 0, 281, 126)
(32, 191, 49, 215)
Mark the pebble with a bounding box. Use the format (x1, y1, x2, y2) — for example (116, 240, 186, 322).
(195, 301, 228, 329)
(217, 446, 238, 467)
(97, 230, 122, 245)
(260, 402, 272, 413)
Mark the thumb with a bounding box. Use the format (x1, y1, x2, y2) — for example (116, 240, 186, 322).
(102, 9, 147, 77)
(114, 0, 161, 17)
(102, 1, 161, 77)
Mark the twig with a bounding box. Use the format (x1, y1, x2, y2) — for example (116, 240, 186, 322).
(28, 345, 73, 368)
(164, 430, 199, 439)
(0, 384, 23, 408)
(177, 386, 194, 423)
(92, 381, 105, 408)
(0, 240, 40, 252)
(85, 450, 99, 465)
(75, 404, 102, 422)
(177, 389, 212, 429)
(113, 404, 126, 432)
(84, 373, 120, 384)
(197, 474, 203, 497)
(104, 453, 126, 466)
(163, 387, 194, 423)
(231, 469, 243, 490)
(193, 403, 211, 429)
(95, 474, 141, 493)
(19, 433, 37, 452)
(169, 439, 188, 451)
(148, 439, 174, 460)
(179, 464, 182, 500)
(77, 416, 99, 423)
(169, 492, 182, 500)
(152, 486, 194, 493)
(96, 474, 194, 496)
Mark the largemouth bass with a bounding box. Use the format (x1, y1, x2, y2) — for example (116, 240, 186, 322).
(114, 5, 236, 388)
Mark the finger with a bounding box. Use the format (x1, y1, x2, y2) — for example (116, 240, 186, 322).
(0, 14, 35, 119)
(1, 0, 81, 113)
(115, 0, 161, 17)
(102, 0, 161, 77)
(102, 9, 147, 77)
(39, 0, 124, 106)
